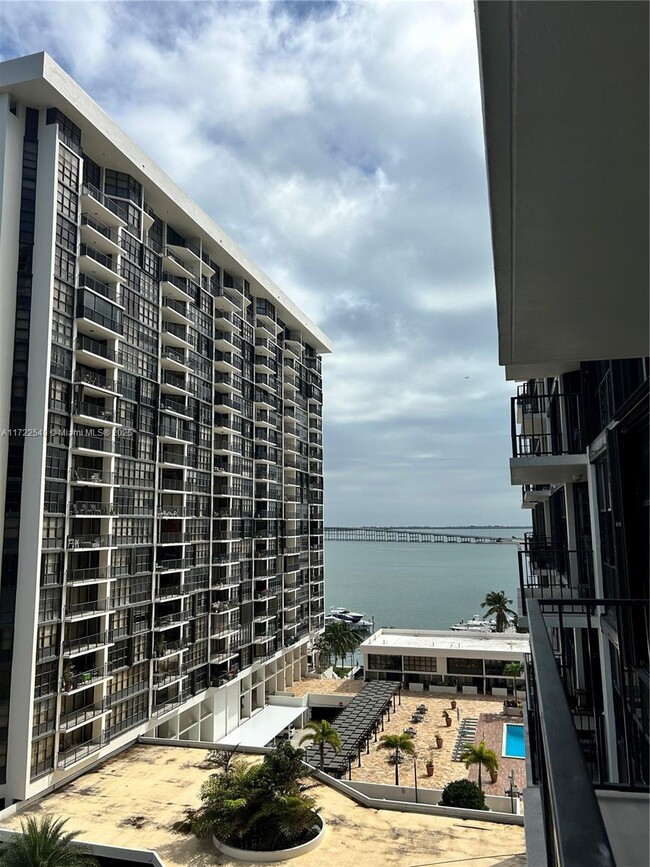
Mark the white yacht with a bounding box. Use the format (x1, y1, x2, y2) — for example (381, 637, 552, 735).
(450, 615, 497, 632)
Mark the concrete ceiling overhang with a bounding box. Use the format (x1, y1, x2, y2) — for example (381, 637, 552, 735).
(476, 1, 649, 381)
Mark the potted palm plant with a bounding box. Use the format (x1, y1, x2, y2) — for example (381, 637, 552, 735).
(62, 663, 76, 692)
(425, 751, 434, 777)
(442, 710, 452, 727)
(435, 732, 444, 749)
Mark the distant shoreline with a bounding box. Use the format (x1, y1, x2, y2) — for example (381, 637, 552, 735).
(326, 525, 530, 530)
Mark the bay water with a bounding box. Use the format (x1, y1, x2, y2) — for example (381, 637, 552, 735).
(324, 527, 527, 632)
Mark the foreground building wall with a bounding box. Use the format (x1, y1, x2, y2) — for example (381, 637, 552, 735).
(477, 2, 649, 866)
(0, 52, 330, 805)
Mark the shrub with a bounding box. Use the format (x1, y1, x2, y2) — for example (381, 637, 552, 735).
(440, 778, 488, 810)
(192, 742, 321, 851)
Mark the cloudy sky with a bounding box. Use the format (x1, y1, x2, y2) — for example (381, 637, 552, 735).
(0, 0, 527, 527)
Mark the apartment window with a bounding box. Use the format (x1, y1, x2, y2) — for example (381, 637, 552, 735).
(131, 633, 148, 663)
(82, 154, 101, 189)
(38, 587, 62, 622)
(36, 623, 59, 659)
(131, 605, 149, 633)
(48, 377, 70, 412)
(139, 272, 159, 303)
(108, 640, 130, 671)
(133, 547, 153, 573)
(447, 657, 483, 676)
(110, 608, 129, 639)
(403, 655, 438, 673)
(56, 215, 77, 251)
(117, 400, 136, 429)
(119, 371, 137, 401)
(142, 245, 160, 280)
(43, 481, 66, 514)
(48, 413, 69, 446)
(77, 288, 122, 333)
(34, 661, 58, 698)
(30, 734, 55, 779)
(45, 447, 67, 481)
(120, 231, 142, 264)
(484, 659, 513, 676)
(138, 406, 155, 434)
(50, 345, 72, 379)
(56, 185, 78, 221)
(115, 459, 155, 489)
(54, 246, 76, 284)
(136, 433, 155, 462)
(107, 693, 148, 737)
(41, 516, 64, 549)
(114, 518, 153, 545)
(57, 146, 79, 190)
(367, 654, 402, 671)
(40, 552, 63, 586)
(104, 169, 142, 205)
(32, 696, 57, 734)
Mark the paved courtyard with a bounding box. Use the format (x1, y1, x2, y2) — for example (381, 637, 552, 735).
(293, 681, 526, 798)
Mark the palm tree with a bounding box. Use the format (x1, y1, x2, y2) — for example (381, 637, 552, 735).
(378, 733, 415, 786)
(323, 621, 360, 668)
(299, 719, 342, 770)
(0, 816, 99, 867)
(460, 739, 499, 790)
(504, 661, 524, 702)
(481, 590, 517, 632)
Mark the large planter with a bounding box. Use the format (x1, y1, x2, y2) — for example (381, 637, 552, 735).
(212, 815, 325, 863)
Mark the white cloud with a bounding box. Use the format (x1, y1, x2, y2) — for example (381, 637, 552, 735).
(0, 0, 523, 523)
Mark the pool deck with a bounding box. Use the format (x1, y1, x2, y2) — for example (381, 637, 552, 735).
(293, 681, 527, 799)
(467, 713, 527, 794)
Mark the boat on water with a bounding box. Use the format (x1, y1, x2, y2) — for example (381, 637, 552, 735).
(450, 614, 497, 633)
(326, 607, 374, 630)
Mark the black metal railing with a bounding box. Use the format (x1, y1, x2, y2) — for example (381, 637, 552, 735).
(527, 598, 649, 866)
(511, 388, 585, 458)
(518, 535, 594, 615)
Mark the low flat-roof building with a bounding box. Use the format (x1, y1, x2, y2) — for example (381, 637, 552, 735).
(360, 629, 529, 696)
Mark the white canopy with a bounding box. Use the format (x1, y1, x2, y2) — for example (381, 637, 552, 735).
(216, 705, 305, 749)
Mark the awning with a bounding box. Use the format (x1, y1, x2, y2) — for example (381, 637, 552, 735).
(216, 705, 305, 749)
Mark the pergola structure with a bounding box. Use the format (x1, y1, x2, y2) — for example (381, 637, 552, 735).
(304, 680, 402, 777)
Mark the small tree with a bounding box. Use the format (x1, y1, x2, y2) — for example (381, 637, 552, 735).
(481, 590, 517, 632)
(460, 739, 499, 790)
(0, 816, 99, 867)
(299, 720, 342, 771)
(378, 733, 415, 786)
(323, 621, 360, 668)
(440, 779, 487, 810)
(504, 661, 524, 702)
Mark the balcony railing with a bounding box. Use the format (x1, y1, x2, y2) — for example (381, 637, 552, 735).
(511, 389, 585, 458)
(81, 183, 128, 221)
(58, 734, 105, 768)
(518, 535, 595, 615)
(525, 598, 650, 866)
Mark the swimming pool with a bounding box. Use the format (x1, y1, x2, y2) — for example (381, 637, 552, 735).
(503, 723, 525, 758)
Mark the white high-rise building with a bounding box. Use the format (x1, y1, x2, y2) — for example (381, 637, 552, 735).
(0, 52, 330, 805)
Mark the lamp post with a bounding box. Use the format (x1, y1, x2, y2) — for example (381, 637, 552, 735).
(413, 753, 419, 804)
(505, 769, 520, 814)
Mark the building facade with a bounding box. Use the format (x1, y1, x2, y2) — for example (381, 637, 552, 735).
(361, 628, 528, 696)
(477, 3, 648, 866)
(0, 52, 330, 805)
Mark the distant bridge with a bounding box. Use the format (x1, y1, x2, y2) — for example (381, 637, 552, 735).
(324, 527, 519, 545)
